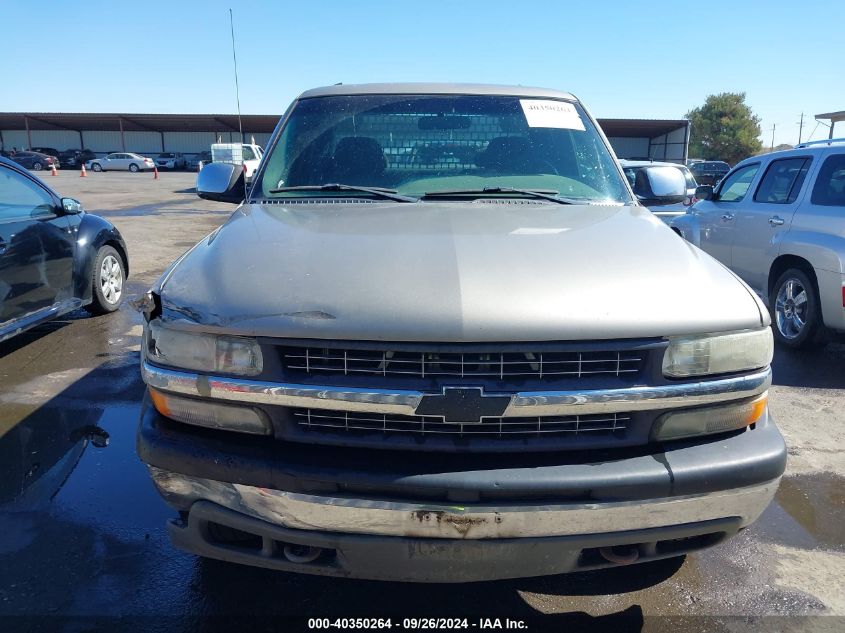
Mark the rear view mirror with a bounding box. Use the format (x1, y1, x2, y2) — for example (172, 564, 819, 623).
(61, 197, 82, 214)
(695, 185, 714, 200)
(196, 162, 245, 204)
(633, 166, 687, 205)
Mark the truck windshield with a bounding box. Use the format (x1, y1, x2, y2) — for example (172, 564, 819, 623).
(257, 94, 629, 204)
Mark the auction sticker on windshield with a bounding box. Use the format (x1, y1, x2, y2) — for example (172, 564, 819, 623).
(520, 99, 585, 131)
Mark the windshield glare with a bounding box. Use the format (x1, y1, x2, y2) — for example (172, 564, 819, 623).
(257, 94, 629, 203)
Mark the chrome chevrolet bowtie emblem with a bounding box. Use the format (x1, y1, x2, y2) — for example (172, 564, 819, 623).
(414, 387, 512, 424)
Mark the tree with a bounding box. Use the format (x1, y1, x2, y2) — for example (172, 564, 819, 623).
(686, 93, 762, 165)
(755, 143, 794, 156)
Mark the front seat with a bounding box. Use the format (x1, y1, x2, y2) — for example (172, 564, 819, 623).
(331, 137, 387, 184)
(476, 136, 538, 173)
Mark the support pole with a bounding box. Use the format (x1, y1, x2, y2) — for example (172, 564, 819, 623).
(119, 117, 126, 152)
(24, 115, 32, 149)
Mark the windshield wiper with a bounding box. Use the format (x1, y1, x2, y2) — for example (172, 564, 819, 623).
(421, 187, 574, 205)
(268, 183, 417, 203)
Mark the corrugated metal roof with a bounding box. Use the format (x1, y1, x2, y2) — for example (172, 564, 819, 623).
(598, 118, 689, 137)
(0, 111, 687, 139)
(816, 111, 845, 123)
(0, 112, 278, 133)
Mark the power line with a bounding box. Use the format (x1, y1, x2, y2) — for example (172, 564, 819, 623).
(229, 8, 243, 141)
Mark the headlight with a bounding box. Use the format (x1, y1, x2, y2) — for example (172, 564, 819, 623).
(146, 321, 263, 376)
(662, 328, 773, 378)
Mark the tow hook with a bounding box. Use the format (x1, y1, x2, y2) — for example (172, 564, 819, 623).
(283, 544, 323, 564)
(599, 545, 640, 565)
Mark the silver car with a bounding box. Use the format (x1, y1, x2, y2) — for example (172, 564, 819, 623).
(137, 83, 784, 582)
(86, 152, 155, 172)
(673, 139, 845, 348)
(619, 159, 698, 223)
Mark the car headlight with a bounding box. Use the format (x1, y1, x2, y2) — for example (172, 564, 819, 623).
(662, 328, 773, 378)
(146, 320, 263, 376)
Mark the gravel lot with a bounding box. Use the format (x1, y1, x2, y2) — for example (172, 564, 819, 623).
(0, 170, 842, 631)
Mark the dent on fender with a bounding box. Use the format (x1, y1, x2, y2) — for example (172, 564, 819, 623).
(155, 296, 338, 328)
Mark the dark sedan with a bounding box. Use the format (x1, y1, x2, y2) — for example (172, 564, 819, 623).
(0, 157, 129, 343)
(8, 151, 58, 172)
(59, 149, 97, 169)
(31, 147, 61, 160)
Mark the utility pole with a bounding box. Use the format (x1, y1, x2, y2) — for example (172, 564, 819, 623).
(229, 8, 243, 142)
(797, 112, 804, 145)
(771, 123, 776, 152)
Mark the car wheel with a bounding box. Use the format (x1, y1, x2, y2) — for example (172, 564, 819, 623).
(86, 246, 125, 314)
(770, 268, 825, 349)
(129, 163, 139, 173)
(33, 162, 43, 171)
(92, 163, 102, 172)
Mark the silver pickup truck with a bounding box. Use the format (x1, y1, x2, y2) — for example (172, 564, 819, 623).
(137, 84, 785, 582)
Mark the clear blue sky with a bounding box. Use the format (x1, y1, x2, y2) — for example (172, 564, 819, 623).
(2, 0, 842, 146)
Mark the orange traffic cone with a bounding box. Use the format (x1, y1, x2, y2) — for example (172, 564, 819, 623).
(50, 164, 58, 176)
(153, 166, 159, 180)
(80, 164, 87, 177)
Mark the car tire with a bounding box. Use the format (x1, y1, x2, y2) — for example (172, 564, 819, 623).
(129, 163, 139, 173)
(86, 246, 125, 315)
(770, 268, 825, 349)
(33, 163, 42, 171)
(92, 163, 102, 172)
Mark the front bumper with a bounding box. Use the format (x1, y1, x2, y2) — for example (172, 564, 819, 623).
(139, 396, 786, 581)
(166, 499, 751, 582)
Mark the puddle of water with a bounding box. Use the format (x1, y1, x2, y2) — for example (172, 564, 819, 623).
(0, 401, 166, 532)
(755, 473, 845, 551)
(51, 403, 171, 535)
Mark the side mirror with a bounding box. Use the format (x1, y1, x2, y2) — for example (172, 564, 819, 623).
(196, 161, 245, 204)
(633, 166, 688, 205)
(61, 197, 83, 214)
(695, 185, 715, 201)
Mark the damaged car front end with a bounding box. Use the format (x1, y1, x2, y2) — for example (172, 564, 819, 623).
(137, 84, 786, 582)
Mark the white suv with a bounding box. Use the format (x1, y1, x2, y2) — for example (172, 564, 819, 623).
(155, 153, 187, 170)
(673, 139, 845, 348)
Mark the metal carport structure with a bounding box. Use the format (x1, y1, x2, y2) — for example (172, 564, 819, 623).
(0, 112, 689, 162)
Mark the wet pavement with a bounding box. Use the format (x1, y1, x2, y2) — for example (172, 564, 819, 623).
(1, 172, 843, 632)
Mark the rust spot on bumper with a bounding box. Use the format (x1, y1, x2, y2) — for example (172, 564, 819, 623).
(411, 510, 490, 537)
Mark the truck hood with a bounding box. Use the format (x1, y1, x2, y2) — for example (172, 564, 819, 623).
(157, 200, 764, 341)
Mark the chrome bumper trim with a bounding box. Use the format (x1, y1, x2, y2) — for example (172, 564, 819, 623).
(150, 467, 780, 539)
(142, 361, 771, 417)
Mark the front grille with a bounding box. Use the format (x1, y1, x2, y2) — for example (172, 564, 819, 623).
(281, 347, 644, 380)
(294, 409, 629, 439)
